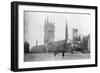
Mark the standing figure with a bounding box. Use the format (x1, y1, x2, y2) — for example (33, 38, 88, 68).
(54, 52, 56, 56)
(54, 48, 57, 56)
(62, 51, 65, 58)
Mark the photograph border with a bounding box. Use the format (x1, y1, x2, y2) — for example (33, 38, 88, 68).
(11, 1, 98, 72)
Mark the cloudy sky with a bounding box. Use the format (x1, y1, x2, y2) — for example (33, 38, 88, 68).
(24, 11, 91, 48)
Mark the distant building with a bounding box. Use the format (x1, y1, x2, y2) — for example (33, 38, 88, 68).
(71, 29, 82, 50)
(73, 29, 78, 41)
(72, 28, 81, 43)
(44, 17, 55, 45)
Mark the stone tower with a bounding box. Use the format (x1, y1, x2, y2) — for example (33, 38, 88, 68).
(73, 29, 79, 41)
(44, 17, 55, 45)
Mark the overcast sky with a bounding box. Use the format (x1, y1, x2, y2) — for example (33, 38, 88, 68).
(24, 11, 91, 48)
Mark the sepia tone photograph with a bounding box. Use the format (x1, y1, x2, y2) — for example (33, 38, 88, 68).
(24, 11, 91, 62)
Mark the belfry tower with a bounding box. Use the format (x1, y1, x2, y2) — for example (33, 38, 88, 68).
(44, 17, 55, 45)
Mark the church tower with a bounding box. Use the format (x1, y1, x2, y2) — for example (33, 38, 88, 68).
(44, 17, 55, 45)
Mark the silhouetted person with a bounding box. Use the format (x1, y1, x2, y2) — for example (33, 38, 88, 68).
(62, 42, 66, 58)
(54, 52, 56, 56)
(54, 50, 57, 56)
(62, 51, 65, 58)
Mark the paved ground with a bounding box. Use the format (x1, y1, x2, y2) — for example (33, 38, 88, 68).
(24, 52, 90, 62)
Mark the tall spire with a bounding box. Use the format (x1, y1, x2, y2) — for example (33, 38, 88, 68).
(65, 20, 68, 42)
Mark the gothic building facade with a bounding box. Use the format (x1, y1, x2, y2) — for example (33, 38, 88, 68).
(44, 17, 55, 45)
